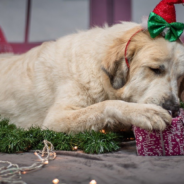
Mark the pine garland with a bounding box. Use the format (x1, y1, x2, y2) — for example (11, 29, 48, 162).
(0, 118, 134, 154)
(180, 101, 184, 109)
(2, 103, 184, 154)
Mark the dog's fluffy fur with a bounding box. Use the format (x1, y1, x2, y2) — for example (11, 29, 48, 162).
(0, 22, 184, 133)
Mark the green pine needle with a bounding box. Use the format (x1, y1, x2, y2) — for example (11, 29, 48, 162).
(180, 101, 184, 109)
(1, 102, 183, 154)
(0, 118, 125, 154)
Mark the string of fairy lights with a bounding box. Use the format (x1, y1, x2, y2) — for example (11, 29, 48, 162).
(0, 140, 97, 184)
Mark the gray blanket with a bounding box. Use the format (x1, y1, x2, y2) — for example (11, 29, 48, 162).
(0, 141, 184, 184)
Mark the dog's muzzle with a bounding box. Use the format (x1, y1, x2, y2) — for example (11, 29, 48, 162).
(162, 100, 180, 117)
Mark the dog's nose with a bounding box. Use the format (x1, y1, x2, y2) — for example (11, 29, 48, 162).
(162, 101, 180, 117)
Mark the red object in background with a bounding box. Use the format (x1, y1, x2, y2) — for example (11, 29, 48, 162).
(0, 26, 41, 54)
(9, 42, 41, 54)
(0, 26, 13, 53)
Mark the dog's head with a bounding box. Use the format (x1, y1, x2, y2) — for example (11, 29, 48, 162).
(102, 26, 184, 114)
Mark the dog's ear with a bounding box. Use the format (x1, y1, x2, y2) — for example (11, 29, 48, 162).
(102, 26, 148, 89)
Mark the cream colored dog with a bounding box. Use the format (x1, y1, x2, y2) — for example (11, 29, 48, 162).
(0, 22, 184, 133)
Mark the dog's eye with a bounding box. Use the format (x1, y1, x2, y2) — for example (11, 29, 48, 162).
(149, 68, 161, 75)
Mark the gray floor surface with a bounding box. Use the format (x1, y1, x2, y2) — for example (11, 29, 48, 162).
(1, 141, 184, 184)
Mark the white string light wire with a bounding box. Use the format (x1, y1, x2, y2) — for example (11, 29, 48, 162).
(0, 140, 56, 184)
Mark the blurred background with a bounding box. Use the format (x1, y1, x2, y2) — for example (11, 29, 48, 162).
(0, 0, 183, 54)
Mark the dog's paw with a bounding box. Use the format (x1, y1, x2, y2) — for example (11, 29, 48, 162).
(104, 101, 172, 131)
(132, 104, 172, 131)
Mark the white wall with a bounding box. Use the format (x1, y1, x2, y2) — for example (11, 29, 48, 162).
(0, 0, 89, 42)
(30, 0, 89, 42)
(0, 0, 26, 42)
(0, 0, 184, 42)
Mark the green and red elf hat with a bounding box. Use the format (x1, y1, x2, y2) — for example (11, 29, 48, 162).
(148, 0, 184, 42)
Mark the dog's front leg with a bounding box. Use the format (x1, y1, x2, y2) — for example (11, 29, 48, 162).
(42, 101, 172, 133)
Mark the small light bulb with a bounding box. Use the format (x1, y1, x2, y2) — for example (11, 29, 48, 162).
(100, 129, 106, 134)
(74, 146, 78, 150)
(22, 171, 26, 174)
(89, 180, 97, 184)
(52, 178, 59, 184)
(53, 152, 57, 159)
(44, 160, 49, 164)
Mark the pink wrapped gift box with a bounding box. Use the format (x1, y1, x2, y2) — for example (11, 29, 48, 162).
(133, 109, 184, 156)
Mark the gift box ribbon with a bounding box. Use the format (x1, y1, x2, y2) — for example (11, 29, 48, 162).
(160, 131, 166, 156)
